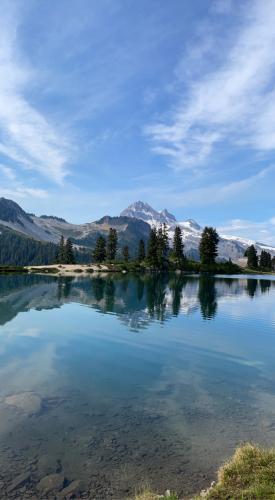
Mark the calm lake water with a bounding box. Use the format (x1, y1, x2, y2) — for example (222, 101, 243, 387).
(0, 273, 275, 498)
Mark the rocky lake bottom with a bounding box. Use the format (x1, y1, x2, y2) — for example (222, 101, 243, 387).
(0, 273, 275, 498)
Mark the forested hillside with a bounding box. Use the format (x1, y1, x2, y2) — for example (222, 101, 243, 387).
(0, 226, 58, 265)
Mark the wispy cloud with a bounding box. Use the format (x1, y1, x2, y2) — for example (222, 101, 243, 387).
(0, 164, 16, 180)
(146, 0, 275, 170)
(0, 2, 71, 184)
(218, 217, 275, 246)
(0, 186, 48, 200)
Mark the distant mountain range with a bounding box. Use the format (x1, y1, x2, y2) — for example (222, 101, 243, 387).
(0, 197, 275, 264)
(121, 201, 275, 261)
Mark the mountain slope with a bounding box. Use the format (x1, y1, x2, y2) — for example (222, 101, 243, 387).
(0, 198, 151, 258)
(0, 198, 56, 242)
(1, 197, 275, 263)
(121, 201, 275, 261)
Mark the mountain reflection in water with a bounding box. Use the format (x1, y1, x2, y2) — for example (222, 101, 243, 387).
(0, 273, 274, 329)
(0, 273, 275, 498)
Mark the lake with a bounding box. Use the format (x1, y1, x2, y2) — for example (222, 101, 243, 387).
(0, 273, 275, 498)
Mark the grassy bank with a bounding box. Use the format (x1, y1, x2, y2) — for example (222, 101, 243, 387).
(134, 444, 275, 499)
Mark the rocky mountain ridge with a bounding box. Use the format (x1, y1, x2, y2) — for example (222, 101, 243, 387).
(0, 197, 275, 262)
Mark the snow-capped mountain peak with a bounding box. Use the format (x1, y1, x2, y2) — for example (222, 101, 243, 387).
(160, 208, 177, 224)
(121, 201, 177, 226)
(120, 200, 275, 262)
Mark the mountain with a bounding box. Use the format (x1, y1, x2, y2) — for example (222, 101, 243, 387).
(0, 198, 54, 242)
(121, 201, 275, 262)
(0, 198, 151, 263)
(1, 197, 275, 264)
(121, 201, 176, 226)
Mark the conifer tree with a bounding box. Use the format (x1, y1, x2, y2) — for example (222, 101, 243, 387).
(259, 250, 272, 270)
(65, 238, 75, 264)
(245, 245, 258, 269)
(122, 245, 129, 262)
(138, 239, 146, 262)
(57, 235, 66, 264)
(106, 228, 118, 261)
(147, 226, 158, 266)
(156, 224, 169, 266)
(162, 223, 169, 259)
(93, 236, 106, 263)
(172, 226, 184, 264)
(199, 227, 219, 266)
(272, 256, 275, 271)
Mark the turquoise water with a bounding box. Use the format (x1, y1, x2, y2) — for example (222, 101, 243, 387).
(0, 273, 275, 498)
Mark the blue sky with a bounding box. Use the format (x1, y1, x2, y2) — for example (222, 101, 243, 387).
(1, 0, 275, 244)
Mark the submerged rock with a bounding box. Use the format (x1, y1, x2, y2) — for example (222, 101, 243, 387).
(5, 392, 42, 415)
(37, 473, 65, 494)
(60, 479, 82, 498)
(6, 472, 31, 493)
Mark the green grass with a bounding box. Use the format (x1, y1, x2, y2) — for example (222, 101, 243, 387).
(134, 490, 178, 500)
(196, 443, 275, 499)
(134, 444, 275, 500)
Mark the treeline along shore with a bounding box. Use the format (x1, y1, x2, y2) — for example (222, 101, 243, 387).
(1, 223, 275, 275)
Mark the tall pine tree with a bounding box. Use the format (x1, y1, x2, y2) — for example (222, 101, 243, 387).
(199, 227, 219, 266)
(93, 236, 106, 263)
(122, 245, 130, 262)
(147, 227, 158, 266)
(64, 238, 75, 264)
(245, 245, 258, 269)
(57, 235, 66, 264)
(138, 239, 146, 262)
(156, 224, 169, 267)
(259, 250, 272, 270)
(106, 228, 118, 261)
(172, 226, 184, 264)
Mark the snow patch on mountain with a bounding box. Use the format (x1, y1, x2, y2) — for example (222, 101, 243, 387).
(121, 201, 176, 226)
(121, 201, 275, 261)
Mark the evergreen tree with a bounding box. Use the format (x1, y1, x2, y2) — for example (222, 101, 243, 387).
(259, 250, 272, 270)
(122, 245, 130, 262)
(64, 238, 75, 264)
(138, 239, 146, 262)
(245, 245, 258, 269)
(93, 236, 106, 263)
(57, 235, 66, 264)
(147, 226, 158, 266)
(106, 228, 118, 261)
(272, 256, 275, 271)
(172, 226, 184, 264)
(156, 224, 169, 267)
(199, 227, 219, 266)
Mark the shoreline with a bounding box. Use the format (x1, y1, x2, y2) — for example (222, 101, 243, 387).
(0, 263, 275, 277)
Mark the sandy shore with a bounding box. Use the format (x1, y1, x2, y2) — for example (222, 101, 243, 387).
(25, 264, 125, 276)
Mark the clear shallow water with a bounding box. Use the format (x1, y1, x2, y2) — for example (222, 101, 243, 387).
(0, 273, 275, 498)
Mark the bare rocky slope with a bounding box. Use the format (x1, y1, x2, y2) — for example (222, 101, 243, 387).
(1, 197, 275, 262)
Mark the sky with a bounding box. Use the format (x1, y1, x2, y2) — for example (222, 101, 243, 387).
(0, 0, 275, 244)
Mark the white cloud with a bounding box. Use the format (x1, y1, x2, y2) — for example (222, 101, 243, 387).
(218, 218, 275, 245)
(0, 164, 16, 180)
(146, 0, 275, 170)
(0, 3, 70, 184)
(0, 186, 48, 199)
